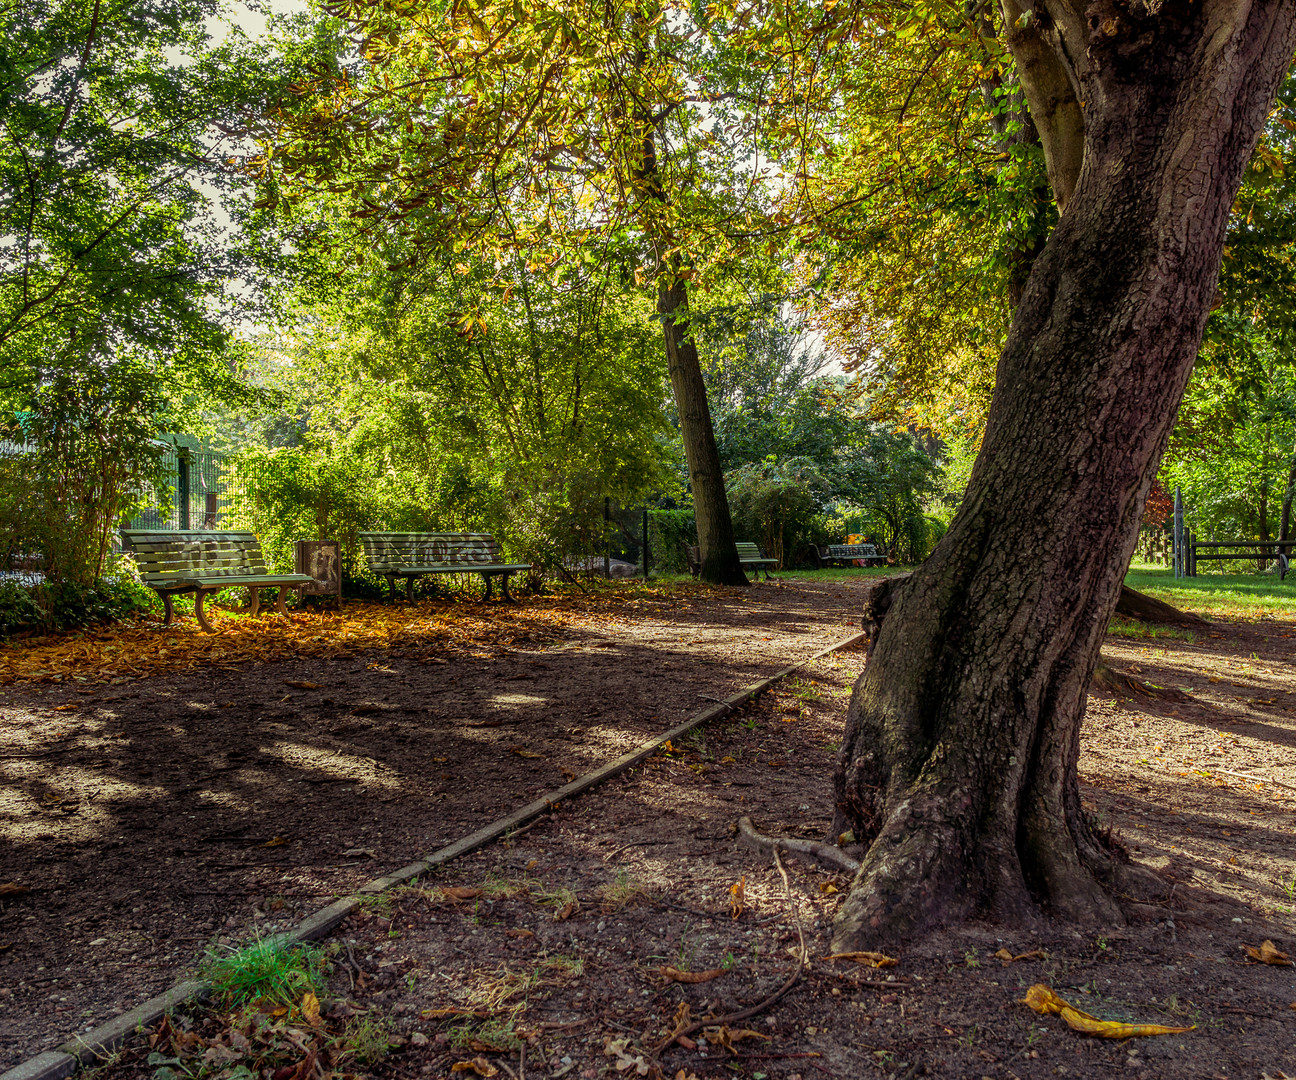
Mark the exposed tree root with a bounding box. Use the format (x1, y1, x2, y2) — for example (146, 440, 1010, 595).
(735, 816, 861, 873)
(1090, 660, 1191, 701)
(1115, 584, 1209, 628)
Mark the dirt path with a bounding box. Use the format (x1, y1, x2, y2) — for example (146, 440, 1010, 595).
(0, 578, 866, 1067)
(4, 579, 1296, 1079)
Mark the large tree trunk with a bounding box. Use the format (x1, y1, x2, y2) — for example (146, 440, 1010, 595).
(658, 276, 748, 585)
(831, 0, 1296, 949)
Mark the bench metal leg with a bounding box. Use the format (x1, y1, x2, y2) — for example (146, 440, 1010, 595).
(274, 587, 292, 619)
(499, 572, 516, 603)
(245, 588, 261, 617)
(481, 573, 494, 601)
(193, 589, 217, 634)
(406, 576, 415, 603)
(162, 592, 175, 626)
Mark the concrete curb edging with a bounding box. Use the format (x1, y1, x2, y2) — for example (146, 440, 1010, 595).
(2, 630, 867, 1080)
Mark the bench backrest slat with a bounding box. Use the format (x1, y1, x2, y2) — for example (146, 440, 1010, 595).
(826, 543, 879, 558)
(121, 530, 270, 584)
(359, 531, 506, 569)
(734, 542, 766, 560)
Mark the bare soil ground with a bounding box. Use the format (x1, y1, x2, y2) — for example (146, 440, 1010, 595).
(2, 576, 1296, 1079)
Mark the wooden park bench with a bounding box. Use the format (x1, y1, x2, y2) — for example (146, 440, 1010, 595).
(120, 530, 314, 633)
(813, 542, 887, 569)
(359, 532, 531, 602)
(685, 541, 778, 581)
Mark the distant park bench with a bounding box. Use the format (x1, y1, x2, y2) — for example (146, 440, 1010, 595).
(813, 542, 887, 569)
(685, 542, 778, 581)
(359, 532, 531, 602)
(121, 530, 314, 633)
(1187, 539, 1292, 580)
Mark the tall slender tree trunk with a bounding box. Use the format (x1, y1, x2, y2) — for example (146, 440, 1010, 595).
(657, 274, 747, 584)
(832, 0, 1296, 948)
(1279, 443, 1296, 542)
(632, 6, 746, 587)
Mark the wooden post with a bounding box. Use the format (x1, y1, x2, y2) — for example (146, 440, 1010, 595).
(1173, 487, 1183, 579)
(295, 539, 342, 608)
(642, 507, 650, 579)
(604, 497, 611, 579)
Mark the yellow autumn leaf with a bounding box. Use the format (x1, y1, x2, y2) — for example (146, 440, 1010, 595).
(659, 966, 726, 983)
(301, 991, 321, 1025)
(450, 1057, 498, 1077)
(1242, 940, 1293, 966)
(263, 836, 287, 847)
(1020, 984, 1194, 1037)
(823, 951, 898, 968)
(703, 1024, 770, 1052)
(995, 947, 1047, 963)
(729, 875, 746, 919)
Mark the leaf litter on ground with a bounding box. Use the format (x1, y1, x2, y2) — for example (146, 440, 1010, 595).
(0, 583, 713, 686)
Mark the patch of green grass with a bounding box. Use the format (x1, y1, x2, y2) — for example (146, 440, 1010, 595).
(337, 1014, 394, 1066)
(777, 566, 903, 581)
(1106, 616, 1196, 642)
(1124, 568, 1296, 619)
(201, 937, 330, 1010)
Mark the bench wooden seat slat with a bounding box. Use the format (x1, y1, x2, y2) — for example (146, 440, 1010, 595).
(359, 531, 528, 602)
(121, 529, 313, 631)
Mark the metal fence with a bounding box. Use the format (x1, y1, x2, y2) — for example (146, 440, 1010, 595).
(125, 447, 256, 531)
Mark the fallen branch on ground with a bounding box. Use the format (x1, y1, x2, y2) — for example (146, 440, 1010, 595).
(736, 816, 861, 873)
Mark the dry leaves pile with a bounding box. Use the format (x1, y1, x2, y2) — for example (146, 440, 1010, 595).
(0, 591, 679, 686)
(144, 993, 384, 1080)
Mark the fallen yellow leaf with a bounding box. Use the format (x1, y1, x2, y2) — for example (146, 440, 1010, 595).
(450, 1057, 498, 1077)
(263, 836, 287, 847)
(703, 1025, 771, 1052)
(0, 883, 30, 896)
(823, 951, 898, 968)
(301, 991, 321, 1025)
(440, 887, 484, 901)
(995, 948, 1047, 964)
(1020, 984, 1194, 1037)
(1242, 940, 1292, 966)
(730, 875, 746, 920)
(554, 899, 577, 921)
(659, 966, 726, 983)
(283, 680, 321, 689)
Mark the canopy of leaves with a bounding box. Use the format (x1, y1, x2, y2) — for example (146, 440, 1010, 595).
(0, 0, 296, 404)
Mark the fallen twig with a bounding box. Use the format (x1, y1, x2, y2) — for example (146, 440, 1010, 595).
(1214, 769, 1296, 792)
(736, 815, 861, 874)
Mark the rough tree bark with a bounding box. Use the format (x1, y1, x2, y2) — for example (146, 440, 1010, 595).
(658, 275, 748, 585)
(832, 0, 1296, 948)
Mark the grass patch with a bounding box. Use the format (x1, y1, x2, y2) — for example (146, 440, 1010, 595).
(1107, 617, 1196, 642)
(1124, 568, 1296, 619)
(777, 566, 904, 581)
(201, 937, 330, 1010)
